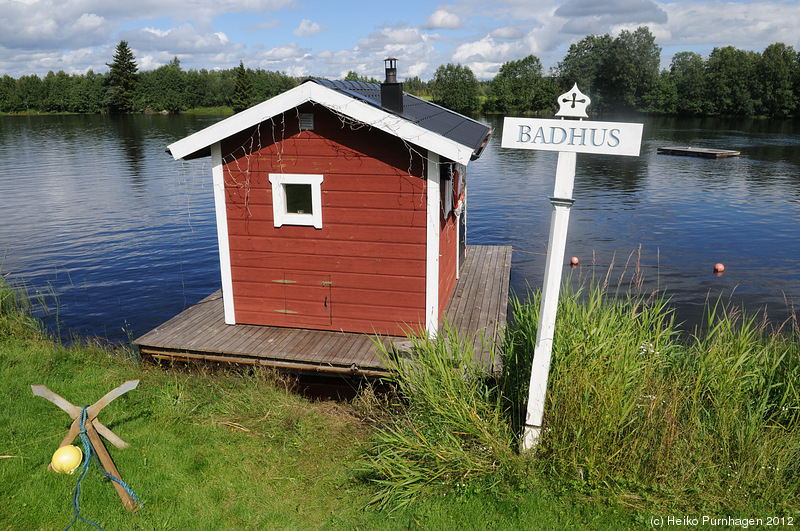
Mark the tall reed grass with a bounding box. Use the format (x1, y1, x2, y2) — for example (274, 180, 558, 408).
(506, 283, 800, 511)
(363, 277, 799, 514)
(361, 324, 518, 510)
(0, 270, 39, 338)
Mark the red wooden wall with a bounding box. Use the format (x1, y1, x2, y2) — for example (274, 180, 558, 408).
(219, 103, 431, 336)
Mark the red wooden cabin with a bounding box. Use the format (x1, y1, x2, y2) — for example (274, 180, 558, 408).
(168, 60, 491, 337)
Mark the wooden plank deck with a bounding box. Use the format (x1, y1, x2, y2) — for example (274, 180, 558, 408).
(442, 244, 511, 373)
(657, 146, 740, 158)
(134, 245, 512, 378)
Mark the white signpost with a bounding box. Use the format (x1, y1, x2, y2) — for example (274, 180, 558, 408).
(501, 84, 644, 451)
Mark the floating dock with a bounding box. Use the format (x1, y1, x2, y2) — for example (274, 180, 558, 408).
(135, 245, 512, 378)
(657, 146, 740, 158)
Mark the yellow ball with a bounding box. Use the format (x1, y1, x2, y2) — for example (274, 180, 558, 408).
(52, 445, 83, 474)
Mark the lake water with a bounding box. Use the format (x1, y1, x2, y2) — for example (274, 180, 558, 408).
(1, 114, 798, 342)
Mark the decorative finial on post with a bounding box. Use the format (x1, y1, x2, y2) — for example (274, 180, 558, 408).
(555, 83, 590, 119)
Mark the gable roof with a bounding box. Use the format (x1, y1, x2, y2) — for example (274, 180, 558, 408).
(168, 79, 492, 166)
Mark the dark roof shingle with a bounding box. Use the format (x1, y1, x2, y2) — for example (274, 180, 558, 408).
(308, 79, 491, 160)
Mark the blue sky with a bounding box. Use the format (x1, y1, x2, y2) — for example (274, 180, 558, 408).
(1, 0, 799, 80)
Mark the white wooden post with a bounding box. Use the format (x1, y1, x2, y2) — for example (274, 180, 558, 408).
(521, 151, 576, 450)
(501, 85, 644, 452)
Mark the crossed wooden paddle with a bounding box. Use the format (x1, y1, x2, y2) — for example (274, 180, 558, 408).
(31, 380, 140, 512)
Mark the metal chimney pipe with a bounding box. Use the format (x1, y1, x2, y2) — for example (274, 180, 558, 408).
(381, 58, 403, 113)
(384, 57, 397, 83)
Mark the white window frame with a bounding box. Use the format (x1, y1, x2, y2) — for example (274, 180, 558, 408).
(269, 173, 323, 229)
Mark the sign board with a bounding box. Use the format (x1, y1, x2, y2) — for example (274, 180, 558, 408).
(502, 84, 645, 452)
(501, 117, 643, 157)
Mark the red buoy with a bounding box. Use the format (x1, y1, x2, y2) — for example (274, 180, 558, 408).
(570, 256, 579, 266)
(714, 263, 725, 273)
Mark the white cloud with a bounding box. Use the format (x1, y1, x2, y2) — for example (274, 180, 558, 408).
(244, 19, 282, 31)
(555, 0, 666, 19)
(406, 61, 429, 78)
(655, 1, 800, 50)
(423, 9, 462, 30)
(294, 19, 324, 37)
(450, 35, 532, 77)
(143, 27, 172, 38)
(244, 42, 311, 72)
(137, 53, 166, 71)
(556, 0, 668, 35)
(0, 0, 798, 82)
(73, 13, 107, 33)
(0, 0, 295, 52)
(357, 26, 426, 51)
(491, 26, 524, 40)
(115, 22, 247, 61)
(0, 5, 113, 50)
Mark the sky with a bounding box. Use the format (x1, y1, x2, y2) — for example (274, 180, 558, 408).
(1, 0, 799, 81)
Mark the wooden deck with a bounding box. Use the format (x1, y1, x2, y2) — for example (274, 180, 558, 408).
(135, 245, 512, 378)
(657, 146, 740, 158)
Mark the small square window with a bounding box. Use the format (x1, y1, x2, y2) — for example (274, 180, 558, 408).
(269, 174, 323, 229)
(285, 183, 313, 214)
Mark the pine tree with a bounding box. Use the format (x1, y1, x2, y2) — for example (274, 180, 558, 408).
(105, 40, 138, 114)
(231, 61, 254, 113)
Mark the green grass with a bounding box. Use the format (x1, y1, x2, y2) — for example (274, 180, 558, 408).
(180, 106, 235, 116)
(0, 107, 234, 117)
(1, 276, 638, 530)
(2, 344, 377, 529)
(4, 272, 798, 529)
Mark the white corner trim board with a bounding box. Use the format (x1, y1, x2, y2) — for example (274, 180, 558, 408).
(425, 151, 440, 337)
(211, 142, 236, 325)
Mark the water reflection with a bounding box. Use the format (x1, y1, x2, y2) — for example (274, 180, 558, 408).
(576, 155, 647, 192)
(0, 114, 223, 341)
(469, 115, 800, 329)
(0, 113, 798, 339)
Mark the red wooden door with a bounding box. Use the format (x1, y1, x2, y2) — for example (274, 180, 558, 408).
(277, 272, 332, 328)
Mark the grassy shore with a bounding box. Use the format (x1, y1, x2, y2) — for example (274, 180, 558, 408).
(2, 274, 798, 529)
(1, 107, 235, 117)
(1, 277, 635, 530)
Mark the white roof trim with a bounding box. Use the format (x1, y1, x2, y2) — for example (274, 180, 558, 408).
(168, 82, 477, 166)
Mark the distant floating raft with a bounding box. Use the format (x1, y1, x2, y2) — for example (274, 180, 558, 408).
(657, 146, 740, 159)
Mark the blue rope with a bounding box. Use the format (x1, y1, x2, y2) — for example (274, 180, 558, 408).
(63, 407, 142, 531)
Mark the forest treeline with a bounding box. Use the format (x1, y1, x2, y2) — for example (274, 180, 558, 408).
(1, 28, 798, 118)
